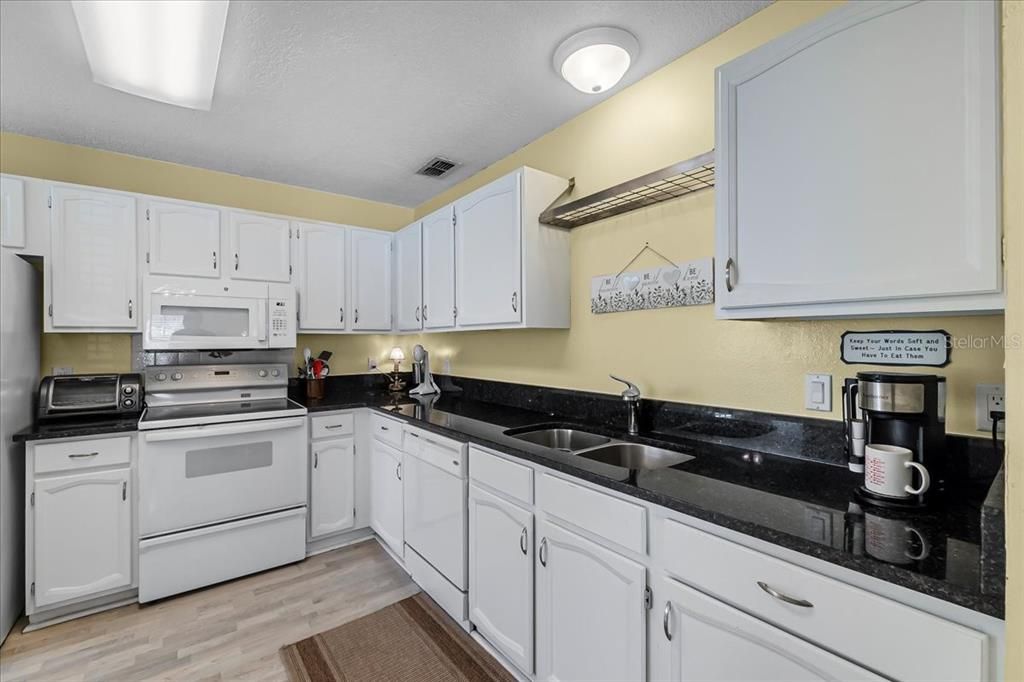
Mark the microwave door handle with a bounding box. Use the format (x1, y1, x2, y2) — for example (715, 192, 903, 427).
(256, 303, 268, 343)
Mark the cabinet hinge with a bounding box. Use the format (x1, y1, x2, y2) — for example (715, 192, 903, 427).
(30, 491, 35, 506)
(146, 251, 150, 264)
(644, 585, 652, 610)
(1002, 236, 1007, 265)
(289, 226, 292, 238)
(47, 304, 52, 318)
(47, 195, 52, 209)
(145, 209, 150, 221)
(453, 306, 457, 318)
(289, 264, 293, 276)
(30, 582, 35, 596)
(452, 213, 456, 227)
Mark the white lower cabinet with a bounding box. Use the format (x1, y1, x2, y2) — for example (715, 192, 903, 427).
(309, 437, 355, 538)
(651, 575, 882, 682)
(32, 467, 132, 609)
(370, 439, 404, 558)
(535, 518, 646, 682)
(468, 483, 534, 675)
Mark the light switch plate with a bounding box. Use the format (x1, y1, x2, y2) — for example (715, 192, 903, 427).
(975, 384, 1005, 432)
(805, 373, 832, 412)
(367, 357, 378, 371)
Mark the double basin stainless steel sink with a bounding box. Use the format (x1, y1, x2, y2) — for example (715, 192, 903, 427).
(505, 427, 693, 470)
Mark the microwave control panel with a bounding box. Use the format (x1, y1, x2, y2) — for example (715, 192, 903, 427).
(268, 295, 296, 347)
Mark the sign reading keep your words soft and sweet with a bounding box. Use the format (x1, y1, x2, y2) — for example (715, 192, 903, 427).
(840, 330, 951, 367)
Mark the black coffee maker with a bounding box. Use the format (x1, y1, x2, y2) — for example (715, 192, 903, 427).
(844, 372, 947, 506)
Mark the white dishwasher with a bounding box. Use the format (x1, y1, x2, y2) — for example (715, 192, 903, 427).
(402, 425, 469, 623)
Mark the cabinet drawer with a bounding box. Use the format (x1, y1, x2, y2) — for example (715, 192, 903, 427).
(311, 413, 354, 439)
(537, 473, 645, 554)
(371, 413, 403, 447)
(404, 427, 466, 477)
(34, 436, 131, 475)
(660, 519, 989, 682)
(469, 446, 532, 505)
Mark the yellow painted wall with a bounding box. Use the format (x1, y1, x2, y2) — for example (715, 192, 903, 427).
(0, 131, 413, 376)
(1001, 1, 1022, 677)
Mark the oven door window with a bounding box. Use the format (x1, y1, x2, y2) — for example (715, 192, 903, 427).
(185, 442, 273, 478)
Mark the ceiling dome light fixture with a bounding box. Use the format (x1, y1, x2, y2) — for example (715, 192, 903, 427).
(553, 27, 639, 95)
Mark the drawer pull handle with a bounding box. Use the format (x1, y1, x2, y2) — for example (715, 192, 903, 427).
(122, 481, 127, 501)
(380, 426, 389, 431)
(757, 581, 813, 608)
(68, 452, 100, 459)
(396, 463, 402, 481)
(663, 602, 673, 641)
(324, 424, 346, 430)
(314, 452, 318, 469)
(407, 432, 419, 438)
(520, 527, 528, 555)
(539, 537, 548, 566)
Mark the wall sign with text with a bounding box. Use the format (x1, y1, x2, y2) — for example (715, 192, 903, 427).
(840, 330, 951, 367)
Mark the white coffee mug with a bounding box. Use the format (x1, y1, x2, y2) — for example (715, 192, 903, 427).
(864, 444, 930, 498)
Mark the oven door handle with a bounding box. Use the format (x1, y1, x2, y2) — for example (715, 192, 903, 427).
(142, 417, 306, 442)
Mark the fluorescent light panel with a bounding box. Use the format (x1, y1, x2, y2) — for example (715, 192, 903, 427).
(71, 0, 229, 110)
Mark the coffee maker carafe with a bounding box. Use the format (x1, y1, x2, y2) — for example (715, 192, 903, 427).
(845, 372, 947, 506)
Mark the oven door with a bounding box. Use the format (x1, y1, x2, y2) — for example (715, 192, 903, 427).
(143, 290, 267, 350)
(139, 416, 306, 537)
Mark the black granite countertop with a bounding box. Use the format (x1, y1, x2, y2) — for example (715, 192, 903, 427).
(292, 380, 1006, 619)
(13, 416, 141, 442)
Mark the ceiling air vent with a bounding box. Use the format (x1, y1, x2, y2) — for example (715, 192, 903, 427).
(416, 157, 458, 177)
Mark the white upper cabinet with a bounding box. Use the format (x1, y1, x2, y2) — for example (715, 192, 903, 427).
(349, 228, 393, 331)
(228, 210, 292, 283)
(145, 199, 221, 278)
(32, 468, 132, 608)
(422, 206, 456, 329)
(453, 167, 570, 330)
(395, 221, 423, 331)
(310, 437, 356, 538)
(650, 576, 883, 682)
(455, 173, 521, 327)
(49, 187, 138, 330)
(715, 0, 1002, 319)
(535, 518, 646, 682)
(294, 221, 347, 331)
(1, 175, 25, 249)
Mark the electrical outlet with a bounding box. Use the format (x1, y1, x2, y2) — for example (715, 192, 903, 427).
(975, 384, 1005, 432)
(53, 366, 74, 376)
(367, 357, 378, 371)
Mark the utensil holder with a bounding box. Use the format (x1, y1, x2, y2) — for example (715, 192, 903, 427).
(306, 378, 324, 400)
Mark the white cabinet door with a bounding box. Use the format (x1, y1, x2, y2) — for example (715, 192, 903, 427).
(423, 206, 456, 329)
(395, 221, 422, 331)
(370, 440, 403, 557)
(469, 484, 534, 675)
(716, 1, 1001, 317)
(228, 211, 291, 282)
(455, 172, 522, 327)
(310, 437, 355, 538)
(295, 222, 347, 330)
(145, 199, 221, 278)
(651, 575, 883, 682)
(350, 229, 393, 331)
(0, 175, 25, 248)
(49, 187, 138, 329)
(536, 519, 646, 682)
(33, 468, 132, 608)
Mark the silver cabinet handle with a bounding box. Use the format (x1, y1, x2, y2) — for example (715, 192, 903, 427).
(324, 424, 345, 430)
(520, 527, 528, 555)
(415, 306, 420, 322)
(423, 304, 428, 321)
(234, 253, 239, 271)
(340, 307, 344, 324)
(396, 462, 402, 481)
(354, 308, 359, 324)
(314, 451, 318, 469)
(380, 425, 389, 431)
(725, 257, 736, 293)
(68, 452, 99, 459)
(539, 537, 548, 566)
(511, 291, 518, 312)
(757, 581, 813, 608)
(213, 251, 217, 270)
(122, 481, 127, 501)
(663, 602, 673, 641)
(128, 299, 133, 319)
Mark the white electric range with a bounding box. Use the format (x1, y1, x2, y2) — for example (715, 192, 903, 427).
(137, 363, 308, 602)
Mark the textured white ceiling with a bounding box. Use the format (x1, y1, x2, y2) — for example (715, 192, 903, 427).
(0, 1, 768, 207)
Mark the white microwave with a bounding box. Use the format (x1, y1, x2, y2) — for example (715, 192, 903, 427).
(142, 276, 296, 350)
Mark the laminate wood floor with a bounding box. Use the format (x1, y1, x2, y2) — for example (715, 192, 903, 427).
(0, 539, 419, 682)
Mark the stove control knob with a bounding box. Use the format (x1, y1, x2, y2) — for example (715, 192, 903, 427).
(122, 386, 135, 395)
(155, 372, 167, 382)
(122, 398, 135, 408)
(271, 369, 280, 377)
(258, 369, 268, 378)
(171, 372, 183, 381)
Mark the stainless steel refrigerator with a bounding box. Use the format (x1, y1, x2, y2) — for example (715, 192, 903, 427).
(0, 248, 40, 643)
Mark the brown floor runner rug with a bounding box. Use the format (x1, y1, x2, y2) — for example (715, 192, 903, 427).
(281, 593, 516, 682)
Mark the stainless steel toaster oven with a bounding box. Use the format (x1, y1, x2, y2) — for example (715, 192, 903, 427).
(37, 373, 143, 421)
